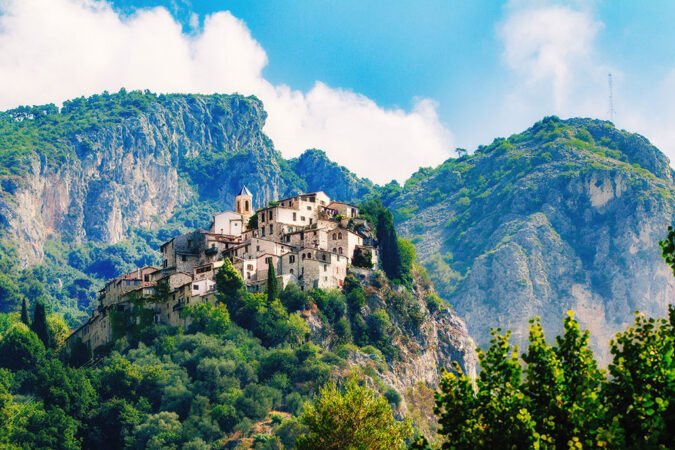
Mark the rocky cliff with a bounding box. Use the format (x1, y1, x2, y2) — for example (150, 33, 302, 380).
(0, 92, 374, 265)
(391, 117, 675, 362)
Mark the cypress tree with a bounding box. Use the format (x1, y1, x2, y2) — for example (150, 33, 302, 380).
(21, 298, 30, 325)
(31, 301, 50, 348)
(377, 208, 404, 282)
(267, 260, 278, 304)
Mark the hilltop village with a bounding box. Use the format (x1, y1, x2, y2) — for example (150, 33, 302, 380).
(67, 188, 378, 354)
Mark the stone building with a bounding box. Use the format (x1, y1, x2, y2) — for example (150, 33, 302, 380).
(66, 186, 375, 359)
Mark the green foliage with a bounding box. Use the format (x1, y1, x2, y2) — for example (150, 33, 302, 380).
(0, 322, 45, 370)
(604, 306, 675, 448)
(20, 298, 29, 325)
(31, 301, 49, 348)
(182, 303, 231, 335)
(351, 246, 374, 269)
(296, 377, 412, 449)
(247, 212, 259, 230)
(267, 261, 278, 304)
(659, 226, 675, 276)
(279, 282, 310, 312)
(435, 307, 675, 449)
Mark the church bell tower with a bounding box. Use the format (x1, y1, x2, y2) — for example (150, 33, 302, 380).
(236, 186, 253, 228)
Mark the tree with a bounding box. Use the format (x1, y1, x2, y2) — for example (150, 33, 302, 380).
(47, 314, 69, 351)
(20, 299, 29, 325)
(247, 212, 258, 230)
(604, 306, 675, 448)
(435, 329, 539, 449)
(182, 303, 230, 335)
(267, 260, 278, 304)
(296, 377, 412, 449)
(0, 323, 45, 370)
(31, 301, 50, 348)
(351, 247, 373, 269)
(659, 225, 675, 275)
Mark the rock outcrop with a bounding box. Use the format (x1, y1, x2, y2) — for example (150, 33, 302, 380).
(392, 117, 675, 362)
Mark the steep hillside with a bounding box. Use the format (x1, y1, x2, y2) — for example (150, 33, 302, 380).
(392, 117, 675, 361)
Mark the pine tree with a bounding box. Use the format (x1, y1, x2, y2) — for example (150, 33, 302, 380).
(30, 302, 50, 348)
(20, 299, 30, 325)
(266, 260, 277, 304)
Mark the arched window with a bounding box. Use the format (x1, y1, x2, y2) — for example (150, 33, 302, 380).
(338, 232, 342, 239)
(237, 200, 241, 212)
(332, 233, 336, 240)
(332, 248, 337, 253)
(245, 200, 249, 211)
(338, 247, 343, 254)
(290, 268, 294, 274)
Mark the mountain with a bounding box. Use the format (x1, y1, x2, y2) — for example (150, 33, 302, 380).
(0, 93, 673, 363)
(391, 116, 675, 361)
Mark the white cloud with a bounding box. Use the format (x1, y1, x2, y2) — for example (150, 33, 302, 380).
(497, 1, 675, 164)
(0, 0, 453, 184)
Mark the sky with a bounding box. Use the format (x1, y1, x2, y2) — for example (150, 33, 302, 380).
(0, 0, 673, 184)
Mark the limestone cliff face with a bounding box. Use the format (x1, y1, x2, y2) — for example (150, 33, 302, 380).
(0, 94, 375, 266)
(392, 117, 675, 362)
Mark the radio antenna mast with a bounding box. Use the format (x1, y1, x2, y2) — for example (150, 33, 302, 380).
(608, 73, 615, 123)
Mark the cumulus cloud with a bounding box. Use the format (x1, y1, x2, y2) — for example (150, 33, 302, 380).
(497, 1, 675, 163)
(0, 0, 453, 184)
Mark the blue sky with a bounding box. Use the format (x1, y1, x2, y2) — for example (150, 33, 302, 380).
(0, 0, 673, 183)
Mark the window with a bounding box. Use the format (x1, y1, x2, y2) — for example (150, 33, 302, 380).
(309, 218, 313, 225)
(262, 228, 265, 236)
(290, 269, 294, 274)
(187, 239, 192, 248)
(293, 212, 297, 221)
(237, 200, 241, 211)
(144, 274, 150, 282)
(181, 255, 187, 262)
(332, 248, 337, 253)
(338, 232, 342, 239)
(338, 248, 343, 254)
(245, 200, 249, 211)
(306, 253, 311, 259)
(322, 254, 326, 261)
(301, 216, 305, 221)
(324, 265, 327, 272)
(265, 257, 272, 264)
(289, 255, 295, 263)
(193, 284, 198, 290)
(307, 206, 311, 211)
(269, 224, 273, 234)
(333, 233, 336, 239)
(256, 245, 260, 251)
(268, 211, 273, 220)
(247, 264, 254, 271)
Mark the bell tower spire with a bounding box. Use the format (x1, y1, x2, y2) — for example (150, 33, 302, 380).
(236, 186, 253, 228)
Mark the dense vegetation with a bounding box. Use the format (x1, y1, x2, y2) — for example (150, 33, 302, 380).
(0, 236, 434, 448)
(434, 307, 675, 449)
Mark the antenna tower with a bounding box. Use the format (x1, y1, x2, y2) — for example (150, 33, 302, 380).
(608, 73, 615, 123)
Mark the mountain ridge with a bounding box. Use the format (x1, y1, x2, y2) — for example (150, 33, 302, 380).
(0, 93, 673, 363)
